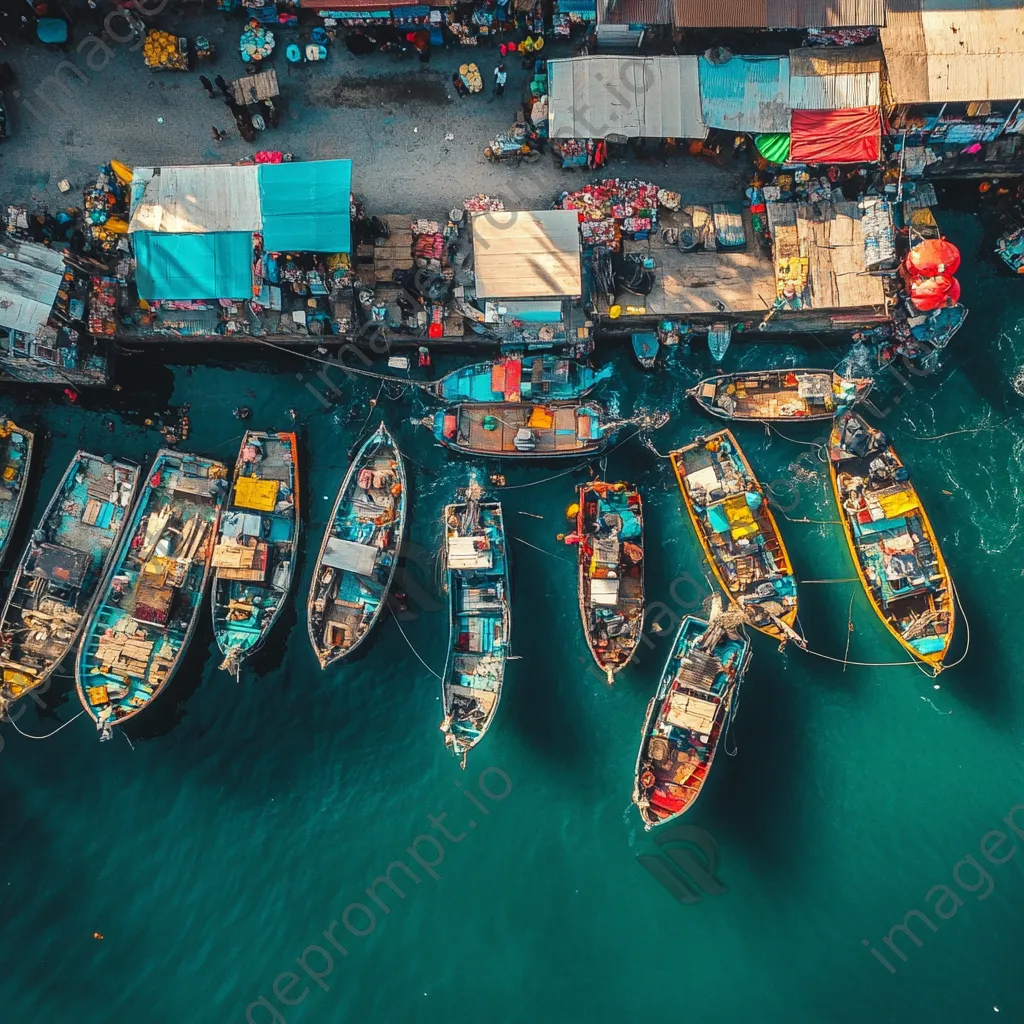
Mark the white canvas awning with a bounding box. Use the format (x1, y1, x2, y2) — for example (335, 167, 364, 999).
(322, 537, 378, 576)
(128, 164, 262, 235)
(472, 211, 582, 300)
(0, 241, 65, 335)
(448, 535, 494, 570)
(590, 578, 621, 606)
(548, 56, 707, 141)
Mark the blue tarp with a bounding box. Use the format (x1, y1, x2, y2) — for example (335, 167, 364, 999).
(698, 56, 790, 134)
(257, 160, 352, 253)
(133, 231, 253, 300)
(557, 0, 597, 13)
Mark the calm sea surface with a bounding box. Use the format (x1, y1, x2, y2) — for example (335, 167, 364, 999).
(2, 209, 1023, 1024)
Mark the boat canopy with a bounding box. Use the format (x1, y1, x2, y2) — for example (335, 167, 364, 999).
(32, 543, 90, 588)
(322, 537, 378, 576)
(448, 535, 493, 570)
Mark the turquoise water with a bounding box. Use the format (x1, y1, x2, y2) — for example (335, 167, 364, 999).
(3, 209, 1024, 1024)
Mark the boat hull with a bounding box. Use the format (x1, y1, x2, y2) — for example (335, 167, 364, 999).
(212, 432, 301, 678)
(75, 450, 227, 736)
(0, 452, 139, 710)
(633, 614, 751, 828)
(670, 431, 802, 645)
(575, 482, 644, 680)
(0, 420, 34, 567)
(433, 401, 612, 460)
(440, 495, 510, 763)
(306, 423, 407, 668)
(434, 355, 611, 402)
(689, 369, 873, 423)
(828, 411, 955, 672)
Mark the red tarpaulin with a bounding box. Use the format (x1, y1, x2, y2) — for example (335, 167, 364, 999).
(909, 274, 961, 311)
(789, 107, 881, 165)
(906, 239, 961, 277)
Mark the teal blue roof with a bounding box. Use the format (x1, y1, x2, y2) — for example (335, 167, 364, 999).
(133, 231, 253, 301)
(258, 160, 352, 253)
(698, 56, 791, 134)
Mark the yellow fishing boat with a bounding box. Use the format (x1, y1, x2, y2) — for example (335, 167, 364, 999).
(828, 411, 954, 672)
(670, 431, 803, 647)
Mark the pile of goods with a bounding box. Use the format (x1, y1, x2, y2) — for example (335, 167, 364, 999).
(457, 63, 483, 93)
(559, 179, 661, 252)
(84, 164, 131, 253)
(142, 30, 187, 70)
(240, 21, 275, 61)
(412, 219, 445, 271)
(88, 277, 118, 337)
(463, 195, 504, 213)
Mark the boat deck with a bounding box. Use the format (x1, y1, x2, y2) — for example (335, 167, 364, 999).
(457, 404, 590, 454)
(697, 370, 838, 420)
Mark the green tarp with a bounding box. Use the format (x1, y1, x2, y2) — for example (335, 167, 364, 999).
(755, 133, 791, 164)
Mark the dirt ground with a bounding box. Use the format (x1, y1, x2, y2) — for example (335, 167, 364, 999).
(0, 7, 747, 217)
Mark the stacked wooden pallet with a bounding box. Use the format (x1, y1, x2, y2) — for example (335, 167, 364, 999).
(96, 631, 154, 678)
(374, 215, 414, 283)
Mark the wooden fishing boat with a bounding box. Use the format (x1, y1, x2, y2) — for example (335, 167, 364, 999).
(212, 432, 299, 679)
(75, 450, 228, 739)
(440, 480, 510, 767)
(670, 431, 803, 646)
(0, 419, 34, 566)
(0, 452, 139, 714)
(432, 400, 613, 459)
(307, 423, 406, 668)
(573, 481, 644, 682)
(631, 332, 659, 370)
(633, 603, 751, 829)
(688, 369, 873, 422)
(828, 410, 955, 672)
(432, 355, 611, 403)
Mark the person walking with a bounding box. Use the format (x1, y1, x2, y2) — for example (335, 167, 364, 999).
(199, 74, 215, 99)
(214, 75, 231, 100)
(211, 126, 228, 142)
(452, 71, 468, 99)
(492, 63, 507, 99)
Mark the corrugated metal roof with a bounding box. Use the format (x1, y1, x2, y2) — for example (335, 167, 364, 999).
(673, 0, 882, 26)
(790, 71, 879, 109)
(766, 0, 884, 27)
(698, 56, 791, 133)
(472, 211, 582, 300)
(881, 0, 1024, 103)
(789, 44, 883, 77)
(603, 0, 673, 24)
(129, 165, 262, 235)
(672, 0, 768, 27)
(0, 242, 64, 336)
(258, 160, 353, 253)
(548, 55, 707, 140)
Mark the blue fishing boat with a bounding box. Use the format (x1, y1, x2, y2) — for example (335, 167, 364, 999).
(75, 450, 228, 740)
(0, 452, 139, 714)
(307, 423, 406, 668)
(440, 480, 510, 767)
(633, 601, 751, 828)
(433, 355, 611, 403)
(909, 303, 967, 350)
(707, 322, 732, 363)
(432, 399, 614, 459)
(212, 432, 300, 679)
(631, 332, 659, 370)
(0, 419, 34, 566)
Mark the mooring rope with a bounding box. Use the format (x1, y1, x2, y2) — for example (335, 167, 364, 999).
(512, 535, 575, 564)
(391, 613, 443, 681)
(4, 709, 85, 740)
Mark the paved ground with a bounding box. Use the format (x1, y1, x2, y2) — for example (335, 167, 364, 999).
(0, 8, 745, 217)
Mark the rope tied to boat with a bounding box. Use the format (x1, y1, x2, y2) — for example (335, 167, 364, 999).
(391, 613, 443, 681)
(3, 708, 85, 740)
(512, 535, 575, 565)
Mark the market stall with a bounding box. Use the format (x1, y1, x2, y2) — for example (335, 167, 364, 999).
(142, 30, 189, 71)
